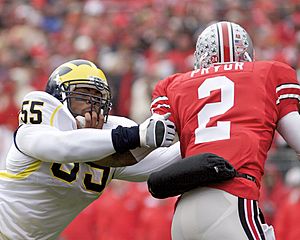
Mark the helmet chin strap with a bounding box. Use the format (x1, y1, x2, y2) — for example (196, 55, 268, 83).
(61, 90, 71, 114)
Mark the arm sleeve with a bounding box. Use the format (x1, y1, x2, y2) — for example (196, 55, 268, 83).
(150, 75, 177, 123)
(273, 62, 300, 119)
(277, 111, 300, 155)
(113, 141, 182, 182)
(15, 124, 116, 163)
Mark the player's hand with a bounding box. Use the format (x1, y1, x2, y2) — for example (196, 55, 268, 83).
(76, 111, 104, 129)
(139, 113, 176, 148)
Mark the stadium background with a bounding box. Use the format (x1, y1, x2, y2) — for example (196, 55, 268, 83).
(0, 0, 299, 239)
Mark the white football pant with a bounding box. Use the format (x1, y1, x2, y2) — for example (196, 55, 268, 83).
(172, 187, 275, 240)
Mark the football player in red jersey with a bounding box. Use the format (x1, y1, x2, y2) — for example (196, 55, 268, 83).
(150, 21, 300, 240)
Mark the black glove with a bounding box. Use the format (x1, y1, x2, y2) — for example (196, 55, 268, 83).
(147, 153, 236, 199)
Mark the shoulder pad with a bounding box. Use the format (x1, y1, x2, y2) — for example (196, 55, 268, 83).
(19, 91, 76, 130)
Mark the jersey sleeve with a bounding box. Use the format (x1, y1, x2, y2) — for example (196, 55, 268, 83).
(15, 91, 117, 163)
(16, 124, 115, 163)
(16, 106, 151, 164)
(18, 91, 77, 130)
(272, 62, 300, 120)
(150, 75, 177, 123)
(113, 142, 181, 182)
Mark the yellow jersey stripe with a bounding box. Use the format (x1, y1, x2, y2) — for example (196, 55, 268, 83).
(0, 104, 63, 179)
(0, 160, 41, 179)
(50, 104, 63, 126)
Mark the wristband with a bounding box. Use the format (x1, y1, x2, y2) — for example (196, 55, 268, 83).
(111, 126, 140, 153)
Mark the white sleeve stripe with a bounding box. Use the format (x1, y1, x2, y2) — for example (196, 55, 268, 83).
(276, 84, 300, 92)
(150, 96, 169, 107)
(151, 104, 171, 112)
(151, 104, 171, 114)
(276, 94, 300, 104)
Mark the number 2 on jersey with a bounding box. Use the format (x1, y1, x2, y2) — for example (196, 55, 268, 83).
(195, 76, 234, 144)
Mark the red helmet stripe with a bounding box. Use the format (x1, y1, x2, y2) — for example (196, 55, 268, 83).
(220, 22, 231, 62)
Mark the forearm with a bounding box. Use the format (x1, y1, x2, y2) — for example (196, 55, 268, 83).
(277, 111, 300, 157)
(92, 146, 154, 167)
(114, 142, 182, 182)
(16, 114, 175, 164)
(93, 151, 137, 167)
(16, 125, 116, 163)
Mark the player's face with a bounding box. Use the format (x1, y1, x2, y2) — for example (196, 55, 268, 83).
(69, 87, 106, 119)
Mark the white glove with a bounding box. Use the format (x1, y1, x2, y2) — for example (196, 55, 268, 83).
(139, 113, 176, 148)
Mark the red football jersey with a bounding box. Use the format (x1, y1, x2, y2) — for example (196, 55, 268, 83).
(151, 61, 300, 200)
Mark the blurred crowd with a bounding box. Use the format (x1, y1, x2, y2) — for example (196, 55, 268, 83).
(0, 0, 300, 239)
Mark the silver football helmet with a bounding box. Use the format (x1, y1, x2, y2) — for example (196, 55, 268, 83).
(194, 21, 254, 69)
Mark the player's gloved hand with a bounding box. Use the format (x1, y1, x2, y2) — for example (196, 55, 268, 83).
(147, 153, 237, 199)
(139, 113, 176, 148)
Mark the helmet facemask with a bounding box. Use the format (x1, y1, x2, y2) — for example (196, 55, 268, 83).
(60, 78, 112, 123)
(194, 21, 254, 69)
